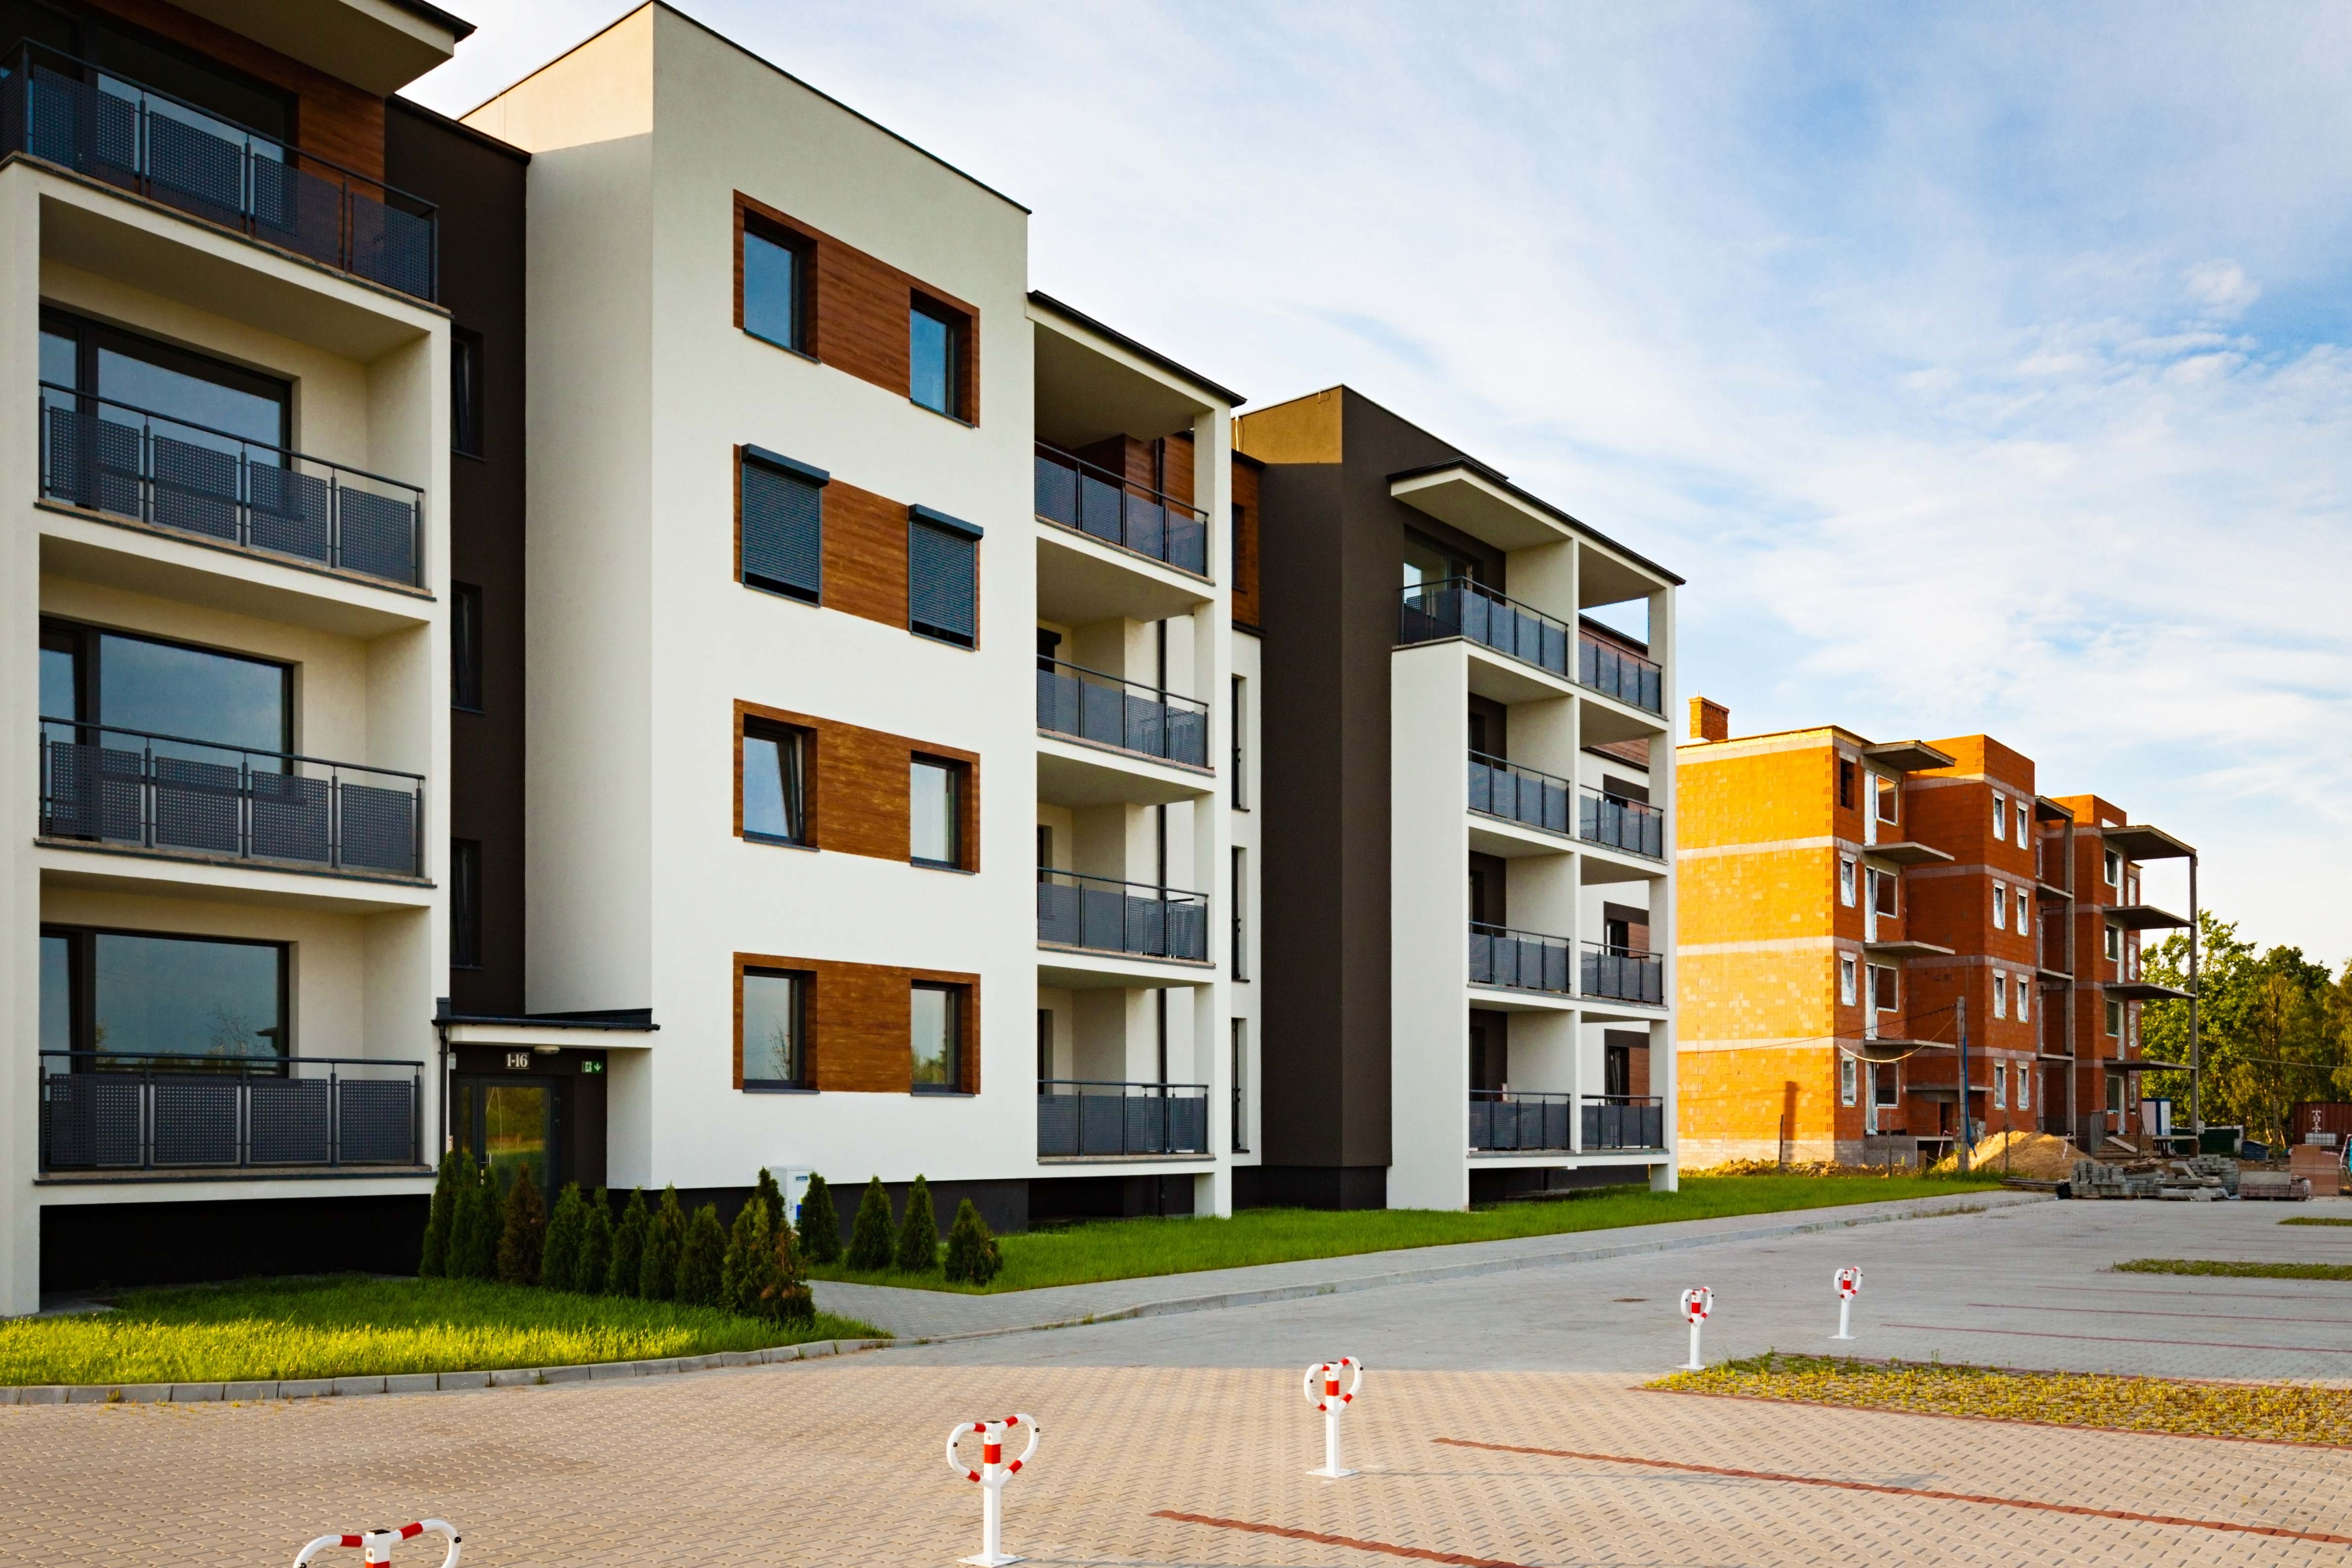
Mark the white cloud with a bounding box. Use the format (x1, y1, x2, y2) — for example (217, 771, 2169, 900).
(2183, 259, 2262, 317)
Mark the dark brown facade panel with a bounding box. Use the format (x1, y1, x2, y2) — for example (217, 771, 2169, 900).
(733, 700, 978, 872)
(1231, 455, 1262, 629)
(734, 953, 980, 1096)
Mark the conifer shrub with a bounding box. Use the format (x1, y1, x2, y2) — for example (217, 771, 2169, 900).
(772, 1215, 815, 1326)
(607, 1187, 649, 1296)
(460, 1167, 501, 1281)
(639, 1184, 686, 1300)
(496, 1164, 548, 1286)
(845, 1176, 896, 1271)
(942, 1198, 1003, 1286)
(893, 1175, 940, 1275)
(419, 1150, 463, 1276)
(751, 1168, 784, 1228)
(724, 1199, 781, 1318)
(540, 1182, 587, 1292)
(578, 1188, 614, 1296)
(677, 1202, 726, 1307)
(796, 1172, 841, 1265)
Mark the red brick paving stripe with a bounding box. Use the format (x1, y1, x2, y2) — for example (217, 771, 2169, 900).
(1432, 1437, 2352, 1545)
(1150, 1509, 1537, 1568)
(1881, 1321, 2352, 1353)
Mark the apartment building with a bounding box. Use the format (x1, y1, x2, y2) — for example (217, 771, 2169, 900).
(1676, 702, 2198, 1165)
(1237, 389, 1683, 1210)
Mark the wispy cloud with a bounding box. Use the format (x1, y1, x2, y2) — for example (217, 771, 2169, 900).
(411, 0, 2352, 959)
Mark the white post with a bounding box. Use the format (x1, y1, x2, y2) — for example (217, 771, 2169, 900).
(1685, 1316, 1704, 1371)
(945, 1416, 1037, 1568)
(1831, 1266, 1862, 1342)
(1302, 1358, 1363, 1479)
(1679, 1286, 1711, 1371)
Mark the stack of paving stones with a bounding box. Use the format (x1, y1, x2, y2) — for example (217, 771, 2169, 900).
(2240, 1169, 2312, 1201)
(2182, 1154, 2241, 1195)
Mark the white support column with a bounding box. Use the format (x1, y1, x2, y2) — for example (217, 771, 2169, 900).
(1650, 580, 1680, 1192)
(1193, 402, 1235, 1219)
(0, 170, 42, 1314)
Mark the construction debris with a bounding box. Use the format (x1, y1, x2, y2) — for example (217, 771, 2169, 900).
(1929, 1130, 2084, 1180)
(2242, 1170, 2314, 1201)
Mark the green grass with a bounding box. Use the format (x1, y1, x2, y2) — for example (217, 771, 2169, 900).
(2114, 1258, 2352, 1281)
(0, 1275, 885, 1387)
(811, 1172, 1999, 1294)
(2281, 1217, 2352, 1228)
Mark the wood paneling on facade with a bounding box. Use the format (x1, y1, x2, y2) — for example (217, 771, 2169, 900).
(734, 953, 980, 1094)
(1231, 454, 1262, 629)
(733, 701, 979, 871)
(825, 480, 912, 632)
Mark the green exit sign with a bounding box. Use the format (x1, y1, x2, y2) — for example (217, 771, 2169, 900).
(581, 1059, 604, 1075)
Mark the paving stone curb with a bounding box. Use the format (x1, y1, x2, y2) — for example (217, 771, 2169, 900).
(0, 1337, 891, 1406)
(881, 1190, 2048, 1347)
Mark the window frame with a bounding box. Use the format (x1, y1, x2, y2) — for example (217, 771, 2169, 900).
(1991, 791, 2006, 840)
(739, 966, 813, 1091)
(450, 581, 483, 712)
(909, 753, 969, 871)
(906, 505, 982, 648)
(739, 211, 815, 358)
(2018, 1060, 2031, 1109)
(736, 445, 829, 605)
(41, 616, 294, 756)
(907, 294, 972, 421)
(450, 326, 485, 458)
(1993, 1060, 2007, 1108)
(1837, 758, 1856, 810)
(1992, 882, 2006, 930)
(2016, 801, 2030, 845)
(2017, 974, 2030, 1023)
(2104, 848, 2121, 887)
(1993, 972, 2007, 1018)
(1869, 867, 1897, 917)
(2106, 997, 2123, 1037)
(909, 980, 967, 1094)
(1231, 844, 1247, 980)
(40, 306, 292, 451)
(1839, 954, 1858, 1005)
(1231, 674, 1247, 808)
(739, 716, 813, 849)
(1869, 963, 1898, 1013)
(1840, 1052, 1857, 1107)
(1839, 856, 1856, 907)
(40, 923, 291, 1066)
(1874, 774, 1899, 825)
(450, 837, 482, 969)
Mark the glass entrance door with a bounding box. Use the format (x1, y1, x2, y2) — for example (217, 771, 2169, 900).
(452, 1076, 556, 1194)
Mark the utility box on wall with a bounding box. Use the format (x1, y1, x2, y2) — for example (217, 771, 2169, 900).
(778, 1168, 815, 1229)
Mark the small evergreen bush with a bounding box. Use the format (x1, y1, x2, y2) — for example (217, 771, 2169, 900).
(460, 1166, 501, 1281)
(496, 1164, 548, 1286)
(540, 1182, 587, 1292)
(639, 1184, 686, 1300)
(893, 1175, 940, 1275)
(677, 1202, 726, 1307)
(444, 1159, 480, 1278)
(796, 1172, 841, 1265)
(724, 1199, 782, 1318)
(751, 1168, 784, 1228)
(773, 1213, 815, 1326)
(942, 1198, 1003, 1286)
(845, 1177, 896, 1271)
(419, 1150, 463, 1276)
(607, 1187, 649, 1296)
(578, 1188, 614, 1295)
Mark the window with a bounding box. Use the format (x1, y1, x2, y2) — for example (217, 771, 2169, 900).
(1231, 1018, 1249, 1153)
(2018, 1063, 2031, 1109)
(1036, 1009, 1054, 1081)
(2015, 888, 2028, 936)
(1838, 758, 1856, 809)
(741, 968, 808, 1088)
(1992, 882, 2006, 930)
(908, 507, 981, 646)
(1231, 675, 1247, 807)
(1992, 792, 2006, 840)
(1840, 1053, 1857, 1106)
(2105, 923, 2122, 963)
(450, 328, 484, 456)
(1231, 845, 1247, 980)
(1839, 857, 1856, 907)
(450, 839, 482, 968)
(910, 982, 964, 1092)
(39, 619, 290, 756)
(2106, 997, 2123, 1037)
(1839, 955, 1858, 1005)
(741, 719, 809, 846)
(41, 308, 290, 451)
(909, 297, 967, 418)
(741, 216, 811, 354)
(1231, 503, 1248, 586)
(41, 926, 287, 1064)
(1874, 775, 1899, 825)
(910, 756, 964, 868)
(2017, 978, 2030, 1023)
(1993, 972, 2007, 1018)
(2016, 801, 2030, 845)
(1994, 1061, 2008, 1108)
(738, 446, 827, 603)
(1870, 868, 1897, 917)
(2104, 848, 2121, 887)
(1874, 1063, 1900, 1106)
(1870, 964, 1898, 1013)
(451, 582, 483, 711)
(2107, 1071, 2126, 1116)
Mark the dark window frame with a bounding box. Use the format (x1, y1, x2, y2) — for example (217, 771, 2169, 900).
(907, 506, 981, 648)
(449, 837, 482, 969)
(739, 209, 816, 360)
(740, 966, 813, 1091)
(907, 293, 971, 422)
(737, 445, 828, 605)
(450, 327, 484, 458)
(40, 922, 292, 1067)
(1837, 758, 1856, 810)
(450, 582, 483, 712)
(909, 753, 968, 871)
(909, 979, 967, 1094)
(740, 716, 812, 848)
(40, 615, 293, 755)
(41, 306, 292, 450)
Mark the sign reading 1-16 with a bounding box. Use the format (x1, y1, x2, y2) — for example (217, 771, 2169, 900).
(505, 1051, 530, 1070)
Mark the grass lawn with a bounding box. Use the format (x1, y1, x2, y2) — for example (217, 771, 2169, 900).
(2281, 1217, 2352, 1228)
(0, 1275, 884, 1387)
(1649, 1352, 2352, 1446)
(2114, 1258, 2352, 1281)
(812, 1172, 1999, 1294)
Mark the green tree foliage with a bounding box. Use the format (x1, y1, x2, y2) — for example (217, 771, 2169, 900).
(773, 1213, 816, 1326)
(419, 1150, 463, 1277)
(942, 1198, 1002, 1286)
(639, 1185, 686, 1300)
(893, 1175, 940, 1274)
(2144, 912, 2350, 1145)
(796, 1173, 841, 1265)
(496, 1164, 548, 1286)
(459, 1166, 501, 1281)
(723, 1199, 782, 1317)
(607, 1187, 649, 1296)
(677, 1202, 727, 1307)
(578, 1188, 614, 1297)
(845, 1177, 896, 1271)
(751, 1168, 784, 1229)
(540, 1183, 588, 1292)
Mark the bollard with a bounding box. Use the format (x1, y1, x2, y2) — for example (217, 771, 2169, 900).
(293, 1520, 459, 1568)
(1679, 1287, 1712, 1371)
(1832, 1266, 1863, 1341)
(944, 1413, 1039, 1567)
(1302, 1357, 1364, 1478)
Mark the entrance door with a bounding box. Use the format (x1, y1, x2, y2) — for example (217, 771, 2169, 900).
(452, 1076, 558, 1194)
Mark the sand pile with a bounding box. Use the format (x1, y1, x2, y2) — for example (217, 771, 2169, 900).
(1930, 1129, 2084, 1178)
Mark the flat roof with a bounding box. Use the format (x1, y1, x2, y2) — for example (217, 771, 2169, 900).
(1386, 455, 1685, 586)
(1029, 291, 1245, 408)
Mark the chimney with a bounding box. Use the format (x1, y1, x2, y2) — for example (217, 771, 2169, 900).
(1691, 696, 1729, 743)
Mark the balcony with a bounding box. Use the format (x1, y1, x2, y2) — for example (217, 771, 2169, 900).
(1037, 1079, 1209, 1159)
(1398, 579, 1664, 714)
(1036, 658, 1208, 769)
(1037, 870, 1208, 962)
(1033, 443, 1208, 578)
(1469, 923, 1572, 995)
(39, 720, 423, 878)
(40, 388, 425, 587)
(1470, 1089, 1571, 1151)
(1582, 941, 1665, 1005)
(1583, 1094, 1666, 1150)
(1469, 751, 1571, 836)
(39, 1050, 423, 1175)
(1, 43, 437, 300)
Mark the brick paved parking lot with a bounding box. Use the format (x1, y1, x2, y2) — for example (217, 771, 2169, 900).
(1, 1197, 2346, 1566)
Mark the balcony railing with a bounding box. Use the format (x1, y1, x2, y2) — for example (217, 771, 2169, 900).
(1399, 579, 1664, 714)
(1583, 1094, 1666, 1150)
(1034, 443, 1208, 577)
(1580, 787, 1664, 859)
(1582, 941, 1665, 1005)
(1036, 658, 1209, 768)
(1469, 750, 1570, 835)
(39, 1049, 422, 1173)
(1470, 1089, 1571, 1151)
(0, 42, 437, 299)
(1470, 923, 1572, 994)
(39, 387, 424, 586)
(39, 719, 424, 877)
(1037, 1079, 1208, 1157)
(1038, 869, 1209, 961)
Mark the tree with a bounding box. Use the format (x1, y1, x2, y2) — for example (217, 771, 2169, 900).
(677, 1202, 727, 1307)
(724, 1199, 782, 1318)
(639, 1184, 686, 1300)
(772, 1213, 815, 1326)
(796, 1173, 841, 1265)
(460, 1166, 501, 1281)
(419, 1150, 464, 1277)
(2145, 914, 2343, 1144)
(541, 1183, 588, 1292)
(751, 1168, 784, 1229)
(845, 1177, 896, 1272)
(893, 1175, 940, 1275)
(607, 1187, 649, 1296)
(578, 1188, 614, 1296)
(497, 1164, 548, 1286)
(942, 1198, 1002, 1286)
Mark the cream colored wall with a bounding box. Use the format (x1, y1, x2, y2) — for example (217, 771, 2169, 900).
(1391, 640, 1471, 1209)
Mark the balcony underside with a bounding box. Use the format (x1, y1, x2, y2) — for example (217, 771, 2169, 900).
(1036, 735, 1211, 807)
(1037, 948, 1215, 990)
(41, 508, 433, 637)
(1035, 525, 1211, 625)
(40, 842, 432, 913)
(1468, 1148, 1665, 1167)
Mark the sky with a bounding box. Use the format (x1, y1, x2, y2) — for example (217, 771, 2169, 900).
(408, 2, 2352, 962)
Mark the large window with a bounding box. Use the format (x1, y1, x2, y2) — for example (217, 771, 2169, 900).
(910, 982, 964, 1092)
(41, 926, 286, 1065)
(450, 839, 482, 968)
(738, 446, 827, 603)
(741, 720, 810, 846)
(741, 217, 811, 353)
(42, 308, 289, 450)
(908, 507, 981, 646)
(910, 756, 964, 869)
(909, 298, 967, 418)
(40, 619, 289, 757)
(741, 968, 808, 1088)
(451, 582, 483, 711)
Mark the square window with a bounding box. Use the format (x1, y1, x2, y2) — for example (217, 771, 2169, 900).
(908, 508, 980, 646)
(1840, 1054, 1857, 1106)
(1839, 955, 1857, 1005)
(741, 217, 810, 353)
(910, 756, 965, 868)
(1993, 973, 2007, 1018)
(450, 582, 483, 711)
(1992, 792, 2006, 840)
(741, 968, 808, 1087)
(450, 838, 482, 968)
(450, 328, 484, 457)
(1874, 1064, 1900, 1106)
(741, 719, 809, 845)
(911, 982, 964, 1091)
(1994, 1061, 2007, 1108)
(740, 447, 827, 602)
(909, 298, 968, 418)
(1992, 882, 2006, 930)
(1839, 857, 1856, 907)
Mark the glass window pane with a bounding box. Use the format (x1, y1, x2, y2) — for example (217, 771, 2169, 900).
(910, 760, 956, 865)
(93, 933, 281, 1061)
(743, 972, 801, 1084)
(40, 326, 75, 393)
(40, 641, 77, 728)
(97, 632, 285, 757)
(910, 307, 951, 413)
(96, 342, 284, 453)
(911, 986, 955, 1087)
(40, 933, 72, 1053)
(482, 1083, 549, 1194)
(744, 735, 789, 839)
(744, 230, 799, 349)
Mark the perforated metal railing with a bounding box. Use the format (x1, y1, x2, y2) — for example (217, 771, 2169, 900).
(1036, 870, 1208, 961)
(39, 1050, 422, 1173)
(1036, 1079, 1209, 1157)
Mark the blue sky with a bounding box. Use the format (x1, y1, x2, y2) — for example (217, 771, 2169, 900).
(411, 2, 2352, 961)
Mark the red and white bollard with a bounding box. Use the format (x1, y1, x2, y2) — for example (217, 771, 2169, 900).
(944, 1413, 1038, 1567)
(293, 1520, 459, 1568)
(1832, 1266, 1863, 1341)
(1302, 1357, 1363, 1479)
(1679, 1287, 1712, 1371)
